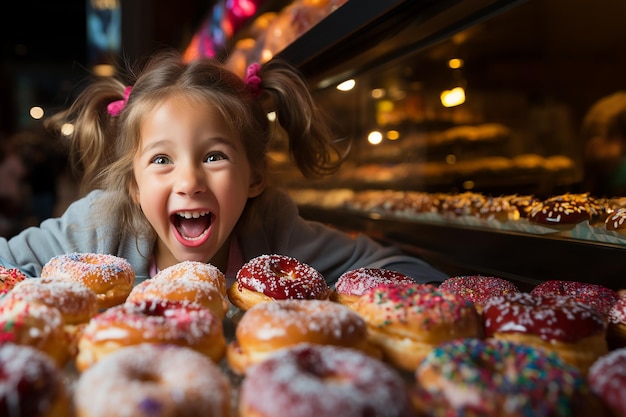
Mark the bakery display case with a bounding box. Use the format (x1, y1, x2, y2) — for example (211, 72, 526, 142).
(221, 0, 626, 290)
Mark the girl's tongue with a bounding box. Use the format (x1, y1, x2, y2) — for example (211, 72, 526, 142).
(175, 215, 210, 239)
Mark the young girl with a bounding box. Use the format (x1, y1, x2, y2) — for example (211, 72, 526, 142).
(0, 49, 446, 287)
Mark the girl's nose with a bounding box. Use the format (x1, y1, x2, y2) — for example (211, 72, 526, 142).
(174, 164, 207, 196)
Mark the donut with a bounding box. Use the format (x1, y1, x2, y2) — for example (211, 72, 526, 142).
(412, 338, 594, 417)
(531, 279, 618, 316)
(227, 254, 331, 311)
(0, 298, 69, 367)
(528, 193, 598, 231)
(588, 348, 626, 417)
(354, 283, 482, 372)
(605, 208, 626, 236)
(227, 299, 379, 375)
(153, 260, 227, 297)
(483, 292, 608, 374)
(607, 295, 626, 350)
(332, 267, 418, 310)
(75, 299, 226, 371)
(0, 343, 70, 417)
(438, 275, 520, 313)
(239, 343, 412, 417)
(41, 252, 135, 309)
(127, 272, 229, 319)
(505, 194, 539, 218)
(74, 343, 231, 417)
(0, 265, 26, 295)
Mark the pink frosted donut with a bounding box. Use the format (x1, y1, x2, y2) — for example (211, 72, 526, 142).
(75, 343, 231, 417)
(608, 295, 626, 350)
(227, 254, 331, 311)
(439, 275, 519, 312)
(238, 343, 412, 417)
(531, 280, 618, 316)
(42, 252, 135, 309)
(75, 299, 226, 371)
(588, 348, 626, 417)
(333, 267, 417, 309)
(0, 343, 70, 417)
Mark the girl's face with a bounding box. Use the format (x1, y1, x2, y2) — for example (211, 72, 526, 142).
(132, 95, 264, 271)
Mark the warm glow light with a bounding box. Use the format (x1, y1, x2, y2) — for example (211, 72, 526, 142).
(440, 87, 466, 107)
(30, 106, 44, 119)
(371, 88, 385, 99)
(386, 130, 400, 140)
(368, 131, 383, 145)
(463, 180, 475, 190)
(445, 154, 457, 164)
(267, 111, 277, 122)
(336, 79, 355, 91)
(61, 123, 74, 136)
(448, 58, 464, 69)
(92, 64, 116, 77)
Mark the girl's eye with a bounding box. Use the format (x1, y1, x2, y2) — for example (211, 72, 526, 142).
(206, 152, 227, 163)
(151, 155, 171, 165)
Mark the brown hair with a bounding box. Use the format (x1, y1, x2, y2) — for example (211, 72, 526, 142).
(44, 49, 344, 243)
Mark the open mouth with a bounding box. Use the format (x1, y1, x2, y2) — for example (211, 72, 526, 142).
(172, 210, 212, 241)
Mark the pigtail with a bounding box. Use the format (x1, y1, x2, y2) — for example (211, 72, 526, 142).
(44, 77, 127, 195)
(258, 59, 345, 178)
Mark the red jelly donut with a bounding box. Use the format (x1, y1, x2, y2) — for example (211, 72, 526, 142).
(0, 343, 70, 417)
(439, 275, 520, 313)
(531, 279, 618, 316)
(412, 338, 592, 417)
(239, 343, 412, 417)
(0, 265, 26, 295)
(75, 299, 226, 371)
(42, 252, 135, 309)
(227, 254, 331, 311)
(75, 343, 231, 417)
(332, 267, 418, 310)
(588, 347, 626, 417)
(355, 283, 482, 372)
(483, 292, 608, 374)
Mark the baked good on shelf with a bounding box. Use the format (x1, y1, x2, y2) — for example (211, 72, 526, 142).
(74, 343, 231, 417)
(332, 267, 419, 310)
(483, 292, 608, 374)
(527, 193, 604, 231)
(75, 299, 226, 371)
(354, 282, 481, 372)
(0, 297, 69, 367)
(153, 260, 227, 297)
(227, 299, 379, 375)
(41, 252, 135, 309)
(605, 208, 626, 236)
(227, 254, 331, 311)
(607, 294, 626, 350)
(238, 343, 412, 417)
(0, 265, 26, 295)
(530, 280, 618, 316)
(412, 338, 594, 417)
(0, 343, 70, 417)
(588, 347, 626, 417)
(438, 275, 520, 313)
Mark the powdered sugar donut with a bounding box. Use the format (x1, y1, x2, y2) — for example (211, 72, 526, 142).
(154, 261, 227, 297)
(239, 343, 412, 417)
(439, 275, 520, 313)
(227, 254, 331, 311)
(75, 343, 231, 417)
(607, 295, 626, 350)
(588, 348, 626, 417)
(227, 299, 379, 374)
(332, 267, 418, 310)
(42, 252, 135, 309)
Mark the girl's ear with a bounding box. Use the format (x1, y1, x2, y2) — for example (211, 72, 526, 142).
(248, 171, 266, 198)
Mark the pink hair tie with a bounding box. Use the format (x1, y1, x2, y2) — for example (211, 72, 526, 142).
(107, 86, 133, 116)
(245, 63, 262, 98)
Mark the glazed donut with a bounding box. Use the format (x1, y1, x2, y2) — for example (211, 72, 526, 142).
(0, 343, 70, 417)
(412, 338, 592, 417)
(41, 252, 135, 309)
(0, 298, 69, 367)
(588, 347, 626, 417)
(332, 267, 418, 310)
(606, 208, 626, 236)
(75, 299, 226, 371)
(438, 275, 520, 313)
(227, 254, 331, 311)
(354, 283, 482, 372)
(0, 265, 26, 295)
(227, 299, 379, 375)
(127, 273, 229, 319)
(531, 279, 618, 316)
(528, 193, 597, 231)
(74, 343, 231, 417)
(483, 292, 608, 374)
(239, 343, 412, 417)
(607, 295, 626, 350)
(154, 260, 227, 297)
